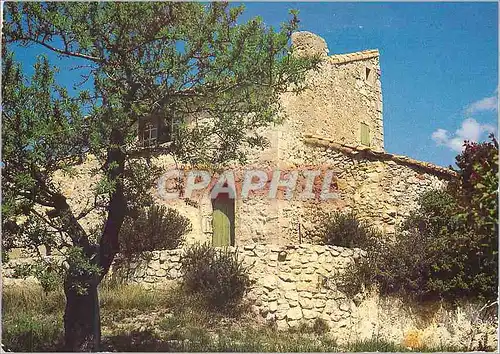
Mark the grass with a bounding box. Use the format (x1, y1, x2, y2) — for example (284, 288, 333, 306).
(2, 283, 473, 352)
(346, 338, 463, 352)
(2, 286, 65, 352)
(100, 281, 166, 311)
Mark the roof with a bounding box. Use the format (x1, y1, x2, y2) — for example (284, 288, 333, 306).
(303, 134, 458, 180)
(328, 49, 380, 65)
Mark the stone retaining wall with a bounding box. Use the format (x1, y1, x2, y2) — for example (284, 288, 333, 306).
(103, 244, 497, 350)
(3, 244, 497, 350)
(110, 243, 364, 336)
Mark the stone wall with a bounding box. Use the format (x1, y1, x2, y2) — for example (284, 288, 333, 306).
(3, 244, 497, 350)
(105, 244, 497, 350)
(231, 142, 452, 245)
(112, 245, 363, 334)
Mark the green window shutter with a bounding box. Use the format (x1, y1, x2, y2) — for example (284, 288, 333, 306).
(361, 123, 370, 146)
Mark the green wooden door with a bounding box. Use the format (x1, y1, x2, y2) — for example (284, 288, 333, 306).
(212, 196, 235, 246)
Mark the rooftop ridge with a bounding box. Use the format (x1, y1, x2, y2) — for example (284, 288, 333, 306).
(303, 134, 458, 180)
(327, 49, 379, 64)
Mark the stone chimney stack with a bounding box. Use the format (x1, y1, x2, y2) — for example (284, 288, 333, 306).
(291, 31, 329, 58)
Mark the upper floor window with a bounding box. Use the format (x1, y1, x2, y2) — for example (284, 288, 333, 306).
(138, 115, 173, 147)
(142, 122, 158, 147)
(364, 65, 376, 86)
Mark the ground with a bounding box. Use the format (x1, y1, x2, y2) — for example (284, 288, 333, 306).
(2, 281, 468, 352)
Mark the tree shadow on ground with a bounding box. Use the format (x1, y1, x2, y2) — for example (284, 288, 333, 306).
(102, 330, 176, 352)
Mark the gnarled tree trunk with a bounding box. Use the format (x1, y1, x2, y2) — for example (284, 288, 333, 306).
(63, 276, 100, 352)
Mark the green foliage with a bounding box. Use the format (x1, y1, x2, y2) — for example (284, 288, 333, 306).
(66, 247, 103, 295)
(448, 137, 498, 295)
(180, 243, 252, 313)
(2, 313, 63, 352)
(12, 261, 64, 292)
(319, 211, 380, 249)
(4, 2, 320, 166)
(451, 135, 499, 234)
(119, 205, 192, 259)
(347, 189, 498, 302)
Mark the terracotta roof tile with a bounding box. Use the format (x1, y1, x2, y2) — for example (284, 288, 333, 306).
(304, 134, 458, 180)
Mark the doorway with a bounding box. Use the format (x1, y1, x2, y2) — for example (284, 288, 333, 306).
(211, 193, 235, 246)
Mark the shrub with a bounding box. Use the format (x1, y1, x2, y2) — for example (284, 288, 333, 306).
(12, 261, 64, 292)
(348, 189, 497, 302)
(120, 205, 192, 259)
(450, 135, 498, 236)
(180, 243, 252, 313)
(320, 211, 379, 249)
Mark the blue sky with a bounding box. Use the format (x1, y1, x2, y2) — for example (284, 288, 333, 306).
(238, 2, 498, 167)
(12, 2, 498, 167)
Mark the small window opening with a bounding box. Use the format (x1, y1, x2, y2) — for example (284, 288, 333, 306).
(364, 66, 376, 86)
(365, 67, 371, 81)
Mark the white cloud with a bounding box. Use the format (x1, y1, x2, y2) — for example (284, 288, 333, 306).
(432, 91, 498, 153)
(465, 95, 498, 115)
(431, 128, 448, 145)
(431, 118, 497, 153)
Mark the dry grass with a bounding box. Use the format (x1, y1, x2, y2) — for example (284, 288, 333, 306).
(99, 281, 169, 312)
(2, 284, 65, 316)
(2, 282, 471, 352)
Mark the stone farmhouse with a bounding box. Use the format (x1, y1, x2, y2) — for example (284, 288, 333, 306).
(52, 31, 458, 249)
(9, 32, 497, 348)
(128, 31, 456, 247)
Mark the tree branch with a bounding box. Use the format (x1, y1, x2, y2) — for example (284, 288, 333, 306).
(14, 36, 104, 63)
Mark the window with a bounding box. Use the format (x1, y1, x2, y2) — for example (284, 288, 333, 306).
(142, 122, 158, 147)
(365, 67, 371, 81)
(360, 123, 370, 146)
(364, 65, 376, 86)
(138, 114, 177, 147)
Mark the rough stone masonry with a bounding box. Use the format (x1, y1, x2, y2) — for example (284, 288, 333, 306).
(33, 31, 458, 247)
(97, 244, 495, 350)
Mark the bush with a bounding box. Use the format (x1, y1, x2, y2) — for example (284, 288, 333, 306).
(180, 243, 252, 313)
(320, 211, 380, 249)
(120, 205, 192, 259)
(450, 135, 498, 236)
(348, 189, 497, 302)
